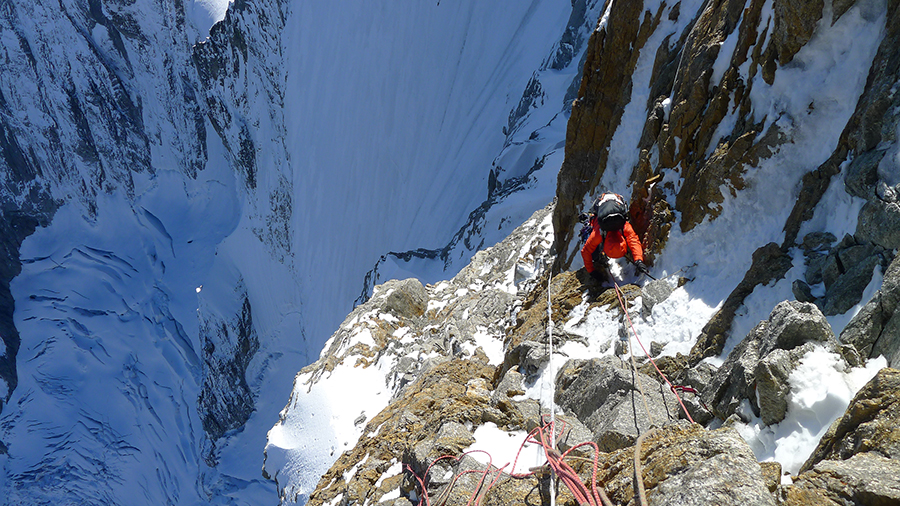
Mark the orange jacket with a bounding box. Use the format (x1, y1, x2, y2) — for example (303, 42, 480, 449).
(581, 220, 644, 273)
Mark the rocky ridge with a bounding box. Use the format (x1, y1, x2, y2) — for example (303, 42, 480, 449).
(265, 205, 556, 504)
(0, 0, 278, 450)
(283, 198, 900, 505)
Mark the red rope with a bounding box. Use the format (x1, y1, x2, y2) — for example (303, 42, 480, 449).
(402, 283, 697, 505)
(407, 419, 614, 506)
(613, 281, 695, 424)
(671, 384, 710, 412)
(406, 450, 507, 506)
(512, 418, 612, 506)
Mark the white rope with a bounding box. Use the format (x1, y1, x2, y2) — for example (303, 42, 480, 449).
(547, 266, 556, 506)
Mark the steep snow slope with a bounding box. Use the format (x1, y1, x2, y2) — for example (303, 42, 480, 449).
(280, 1, 585, 345)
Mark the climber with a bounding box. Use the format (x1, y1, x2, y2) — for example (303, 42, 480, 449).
(580, 192, 649, 283)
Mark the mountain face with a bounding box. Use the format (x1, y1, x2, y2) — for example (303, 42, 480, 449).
(267, 0, 900, 504)
(0, 0, 603, 504)
(0, 0, 203, 413)
(2, 0, 900, 504)
(550, 0, 900, 366)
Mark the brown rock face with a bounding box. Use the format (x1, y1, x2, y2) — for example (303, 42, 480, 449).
(304, 358, 500, 506)
(552, 0, 896, 306)
(765, 0, 825, 70)
(598, 424, 776, 506)
(553, 1, 666, 267)
(800, 367, 900, 472)
(553, 0, 788, 263)
(664, 0, 768, 233)
(780, 453, 900, 506)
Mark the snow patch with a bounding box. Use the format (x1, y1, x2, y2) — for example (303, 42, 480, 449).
(185, 0, 231, 36)
(734, 346, 887, 475)
(464, 423, 544, 475)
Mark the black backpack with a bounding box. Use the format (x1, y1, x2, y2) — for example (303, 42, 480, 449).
(592, 193, 628, 232)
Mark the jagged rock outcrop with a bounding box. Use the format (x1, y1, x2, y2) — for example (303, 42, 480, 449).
(779, 453, 900, 506)
(636, 354, 717, 425)
(795, 233, 894, 316)
(781, 0, 900, 249)
(502, 267, 636, 378)
(777, 368, 900, 505)
(800, 367, 900, 470)
(841, 255, 900, 367)
(665, 0, 785, 233)
(856, 189, 900, 250)
(703, 301, 854, 424)
(691, 243, 795, 363)
(599, 423, 776, 506)
(306, 356, 501, 506)
(641, 277, 676, 315)
(555, 356, 681, 452)
(552, 0, 809, 262)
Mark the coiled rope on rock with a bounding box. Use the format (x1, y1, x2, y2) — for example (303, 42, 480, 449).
(511, 418, 613, 506)
(405, 275, 688, 505)
(405, 450, 508, 506)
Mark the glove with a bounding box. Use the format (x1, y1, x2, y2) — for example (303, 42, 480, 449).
(634, 260, 649, 275)
(579, 224, 592, 243)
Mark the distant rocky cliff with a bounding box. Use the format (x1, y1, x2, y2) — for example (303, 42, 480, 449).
(0, 0, 204, 412)
(0, 0, 282, 490)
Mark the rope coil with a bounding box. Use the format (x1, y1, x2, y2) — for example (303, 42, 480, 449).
(403, 274, 688, 505)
